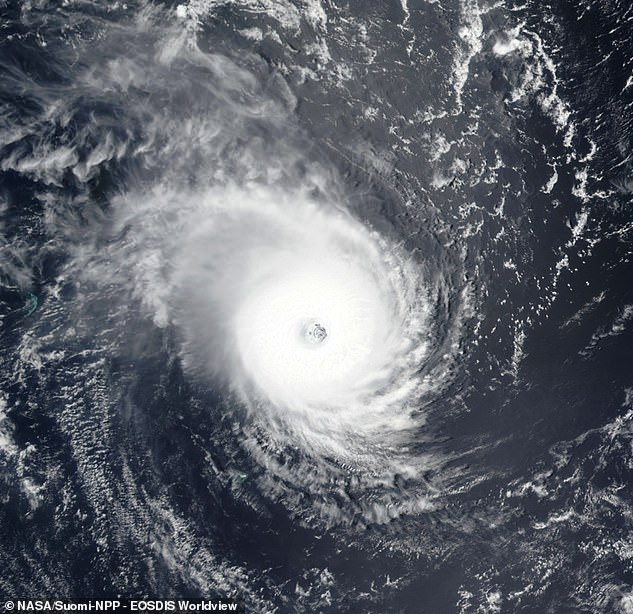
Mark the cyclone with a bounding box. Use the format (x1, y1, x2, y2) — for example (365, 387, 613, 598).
(27, 8, 463, 525)
(3, 0, 632, 610)
(116, 181, 433, 471)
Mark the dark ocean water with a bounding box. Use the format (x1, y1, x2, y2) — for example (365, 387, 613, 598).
(1, 0, 633, 612)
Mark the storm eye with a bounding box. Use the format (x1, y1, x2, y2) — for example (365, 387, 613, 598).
(303, 320, 328, 344)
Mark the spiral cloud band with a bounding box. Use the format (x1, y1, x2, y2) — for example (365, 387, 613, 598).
(111, 181, 433, 467)
(52, 25, 447, 502)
